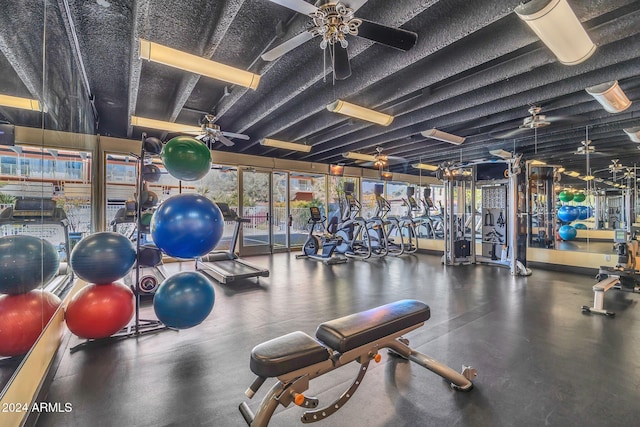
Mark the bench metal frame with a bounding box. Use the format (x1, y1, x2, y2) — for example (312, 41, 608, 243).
(582, 275, 620, 317)
(239, 323, 476, 426)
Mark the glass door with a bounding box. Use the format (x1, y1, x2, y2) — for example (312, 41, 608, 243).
(272, 171, 289, 252)
(239, 168, 272, 256)
(289, 172, 327, 248)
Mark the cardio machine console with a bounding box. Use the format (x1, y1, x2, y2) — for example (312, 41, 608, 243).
(614, 229, 628, 243)
(310, 206, 322, 221)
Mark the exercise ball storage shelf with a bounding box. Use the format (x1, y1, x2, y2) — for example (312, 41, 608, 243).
(67, 134, 219, 353)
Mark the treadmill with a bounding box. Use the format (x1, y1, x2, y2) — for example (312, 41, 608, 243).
(0, 197, 74, 295)
(196, 203, 269, 284)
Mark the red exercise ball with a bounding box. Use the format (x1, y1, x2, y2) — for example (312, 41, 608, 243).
(65, 282, 134, 339)
(0, 290, 61, 357)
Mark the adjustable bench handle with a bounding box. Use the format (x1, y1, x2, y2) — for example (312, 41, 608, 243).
(245, 376, 266, 399)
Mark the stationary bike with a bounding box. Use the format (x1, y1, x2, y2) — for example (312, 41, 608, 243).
(296, 207, 348, 265)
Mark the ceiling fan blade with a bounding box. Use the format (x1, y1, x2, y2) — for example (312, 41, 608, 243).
(267, 0, 318, 15)
(216, 134, 235, 147)
(490, 127, 531, 139)
(346, 0, 369, 12)
(356, 19, 418, 51)
(545, 114, 583, 124)
(261, 31, 315, 61)
(386, 155, 408, 165)
(330, 46, 351, 80)
(221, 131, 250, 140)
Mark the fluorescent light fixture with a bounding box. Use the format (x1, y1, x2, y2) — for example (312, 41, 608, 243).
(623, 127, 640, 143)
(594, 177, 604, 182)
(557, 167, 566, 172)
(580, 175, 595, 181)
(421, 128, 466, 145)
(139, 39, 260, 90)
(605, 181, 614, 185)
(489, 149, 512, 159)
(260, 138, 311, 153)
(342, 152, 375, 162)
(411, 163, 439, 171)
(326, 100, 394, 126)
(515, 0, 595, 66)
(131, 116, 201, 134)
(585, 81, 632, 113)
(0, 94, 42, 111)
(564, 170, 580, 177)
(530, 159, 547, 166)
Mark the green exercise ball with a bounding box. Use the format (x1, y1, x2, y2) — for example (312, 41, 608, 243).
(573, 192, 586, 203)
(161, 136, 211, 181)
(558, 190, 574, 203)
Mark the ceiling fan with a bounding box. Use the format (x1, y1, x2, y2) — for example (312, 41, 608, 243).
(573, 139, 594, 155)
(594, 159, 625, 174)
(196, 114, 249, 147)
(262, 0, 418, 80)
(490, 106, 580, 139)
(342, 146, 406, 169)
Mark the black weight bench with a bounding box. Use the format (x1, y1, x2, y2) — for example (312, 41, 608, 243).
(239, 300, 476, 426)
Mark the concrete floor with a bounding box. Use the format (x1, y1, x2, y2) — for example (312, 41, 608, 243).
(37, 253, 640, 426)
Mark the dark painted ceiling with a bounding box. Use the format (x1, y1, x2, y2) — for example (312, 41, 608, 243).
(2, 0, 640, 183)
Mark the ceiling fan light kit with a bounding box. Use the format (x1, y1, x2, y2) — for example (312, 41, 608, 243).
(585, 81, 632, 113)
(139, 39, 261, 90)
(327, 100, 394, 126)
(515, 0, 595, 66)
(380, 171, 393, 181)
(623, 127, 640, 143)
(411, 163, 439, 171)
(0, 94, 42, 112)
(421, 128, 465, 145)
(261, 138, 312, 152)
(564, 170, 581, 177)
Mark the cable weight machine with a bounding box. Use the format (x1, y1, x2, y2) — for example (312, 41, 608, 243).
(440, 154, 531, 276)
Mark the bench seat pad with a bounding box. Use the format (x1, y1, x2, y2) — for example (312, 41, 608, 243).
(316, 300, 430, 353)
(250, 331, 330, 378)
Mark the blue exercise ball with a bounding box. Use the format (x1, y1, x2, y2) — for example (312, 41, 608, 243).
(70, 232, 136, 284)
(558, 225, 577, 241)
(153, 271, 215, 329)
(151, 194, 224, 259)
(0, 236, 59, 295)
(574, 223, 588, 230)
(577, 206, 592, 220)
(557, 205, 579, 223)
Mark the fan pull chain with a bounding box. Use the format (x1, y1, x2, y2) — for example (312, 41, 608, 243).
(534, 127, 538, 154)
(332, 43, 336, 85)
(323, 46, 327, 83)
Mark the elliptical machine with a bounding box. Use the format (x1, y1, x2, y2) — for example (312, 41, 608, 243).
(296, 206, 348, 265)
(416, 187, 444, 239)
(333, 182, 374, 260)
